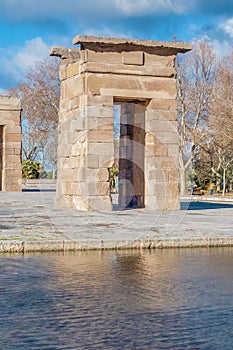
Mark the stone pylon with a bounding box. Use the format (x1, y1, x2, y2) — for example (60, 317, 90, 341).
(0, 95, 22, 191)
(50, 35, 191, 211)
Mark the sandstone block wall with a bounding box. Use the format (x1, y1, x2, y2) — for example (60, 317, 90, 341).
(50, 36, 191, 211)
(0, 95, 22, 191)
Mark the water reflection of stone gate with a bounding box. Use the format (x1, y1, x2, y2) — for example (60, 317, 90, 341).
(50, 35, 191, 211)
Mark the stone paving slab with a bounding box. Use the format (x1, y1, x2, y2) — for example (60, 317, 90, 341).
(0, 191, 233, 252)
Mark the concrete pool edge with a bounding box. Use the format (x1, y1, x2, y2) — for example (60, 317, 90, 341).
(1, 237, 233, 253)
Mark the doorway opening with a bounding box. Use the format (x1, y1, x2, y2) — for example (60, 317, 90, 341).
(112, 101, 146, 209)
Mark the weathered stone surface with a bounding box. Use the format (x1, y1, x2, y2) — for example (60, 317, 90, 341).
(123, 51, 144, 65)
(50, 35, 191, 211)
(85, 117, 113, 131)
(0, 95, 22, 191)
(145, 143, 168, 157)
(61, 76, 84, 99)
(5, 125, 21, 133)
(79, 62, 176, 78)
(147, 120, 177, 133)
(86, 195, 112, 211)
(85, 74, 177, 99)
(155, 131, 179, 144)
(86, 154, 99, 168)
(0, 96, 21, 110)
(86, 167, 109, 182)
(67, 62, 79, 78)
(87, 142, 114, 155)
(88, 182, 110, 196)
(98, 156, 114, 168)
(88, 130, 113, 143)
(80, 94, 113, 107)
(148, 99, 177, 110)
(72, 35, 192, 55)
(49, 46, 80, 63)
(2, 191, 233, 251)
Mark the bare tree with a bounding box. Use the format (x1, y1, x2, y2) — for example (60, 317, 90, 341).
(176, 41, 218, 195)
(207, 53, 233, 194)
(8, 58, 60, 177)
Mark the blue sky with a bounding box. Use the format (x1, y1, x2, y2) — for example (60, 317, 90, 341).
(1, 0, 233, 92)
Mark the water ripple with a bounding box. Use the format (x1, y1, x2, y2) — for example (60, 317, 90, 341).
(0, 248, 233, 349)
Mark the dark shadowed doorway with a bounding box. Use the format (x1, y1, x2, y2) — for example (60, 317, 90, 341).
(113, 101, 146, 209)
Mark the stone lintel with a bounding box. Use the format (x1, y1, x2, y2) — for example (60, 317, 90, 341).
(72, 35, 192, 56)
(79, 62, 175, 77)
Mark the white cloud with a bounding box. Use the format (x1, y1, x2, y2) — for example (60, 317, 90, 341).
(210, 39, 232, 57)
(0, 0, 196, 21)
(1, 0, 233, 25)
(192, 34, 232, 57)
(115, 0, 192, 16)
(83, 26, 134, 40)
(193, 19, 233, 57)
(13, 37, 49, 72)
(115, 0, 152, 15)
(0, 37, 50, 90)
(220, 18, 233, 38)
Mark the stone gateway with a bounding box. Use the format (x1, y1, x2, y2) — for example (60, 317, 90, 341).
(0, 95, 22, 191)
(50, 35, 191, 211)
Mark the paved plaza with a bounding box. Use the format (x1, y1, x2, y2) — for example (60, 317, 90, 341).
(0, 190, 233, 252)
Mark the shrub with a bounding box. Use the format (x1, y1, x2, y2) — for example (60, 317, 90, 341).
(22, 160, 42, 179)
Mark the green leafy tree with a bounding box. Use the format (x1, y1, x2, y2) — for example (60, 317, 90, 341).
(109, 166, 119, 192)
(22, 160, 42, 179)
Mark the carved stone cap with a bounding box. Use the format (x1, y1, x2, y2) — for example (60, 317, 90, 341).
(0, 95, 21, 110)
(49, 46, 80, 61)
(72, 35, 192, 55)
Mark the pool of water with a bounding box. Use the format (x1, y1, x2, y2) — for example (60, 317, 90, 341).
(1, 248, 233, 349)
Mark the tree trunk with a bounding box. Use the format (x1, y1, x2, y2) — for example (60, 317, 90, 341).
(216, 177, 221, 192)
(52, 164, 56, 181)
(179, 165, 186, 196)
(222, 168, 226, 196)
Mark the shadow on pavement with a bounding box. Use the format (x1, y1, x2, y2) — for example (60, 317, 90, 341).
(181, 201, 233, 210)
(22, 189, 56, 192)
